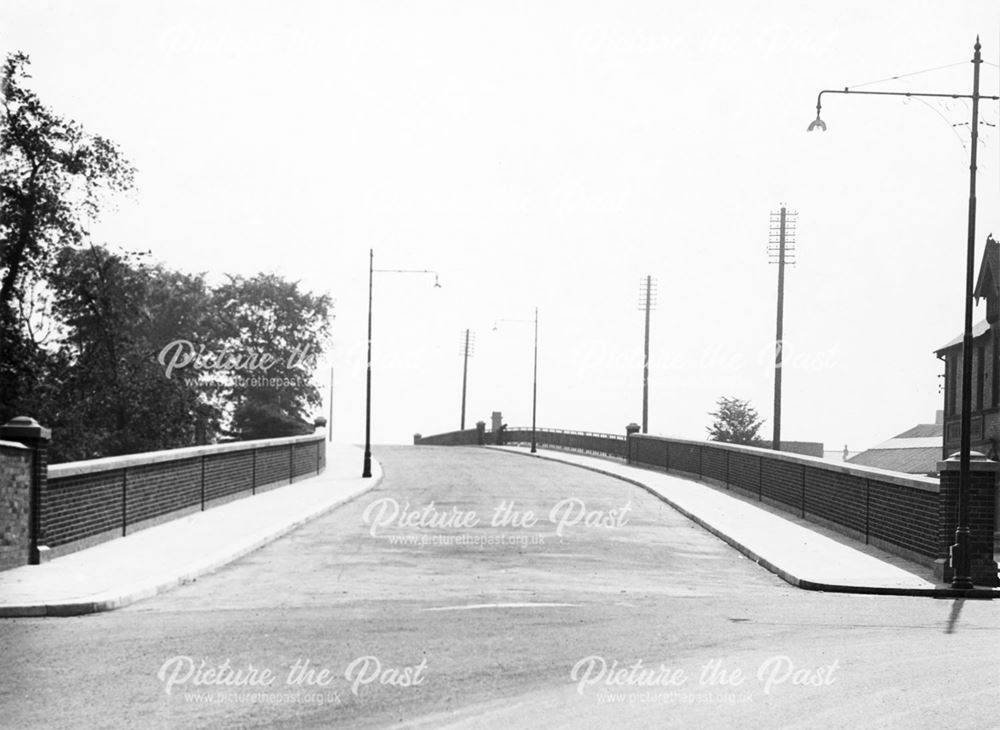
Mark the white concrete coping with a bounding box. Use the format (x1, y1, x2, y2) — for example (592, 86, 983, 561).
(628, 434, 941, 493)
(0, 440, 30, 451)
(50, 430, 326, 478)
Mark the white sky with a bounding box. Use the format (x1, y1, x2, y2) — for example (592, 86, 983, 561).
(4, 1, 1000, 451)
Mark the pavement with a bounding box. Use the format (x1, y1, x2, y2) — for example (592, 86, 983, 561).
(492, 445, 1000, 599)
(1, 442, 995, 619)
(0, 443, 381, 617)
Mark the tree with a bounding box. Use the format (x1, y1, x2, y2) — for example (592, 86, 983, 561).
(0, 51, 134, 423)
(0, 52, 332, 455)
(707, 396, 764, 445)
(24, 245, 332, 457)
(45, 244, 218, 460)
(210, 273, 332, 440)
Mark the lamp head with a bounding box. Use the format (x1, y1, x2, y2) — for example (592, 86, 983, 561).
(807, 115, 826, 132)
(434, 274, 442, 288)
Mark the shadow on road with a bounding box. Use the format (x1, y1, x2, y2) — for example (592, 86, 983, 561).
(945, 598, 964, 634)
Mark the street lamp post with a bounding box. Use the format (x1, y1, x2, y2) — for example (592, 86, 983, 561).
(808, 37, 1000, 588)
(493, 308, 539, 453)
(362, 249, 441, 478)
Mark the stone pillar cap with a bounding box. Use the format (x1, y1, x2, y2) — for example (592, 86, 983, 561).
(944, 450, 990, 461)
(0, 416, 51, 441)
(937, 451, 1000, 472)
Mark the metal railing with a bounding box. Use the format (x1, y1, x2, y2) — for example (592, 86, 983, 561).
(498, 427, 627, 459)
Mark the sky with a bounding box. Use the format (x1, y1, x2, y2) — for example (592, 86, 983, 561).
(3, 1, 1000, 453)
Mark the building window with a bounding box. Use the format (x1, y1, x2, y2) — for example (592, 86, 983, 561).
(993, 334, 999, 408)
(976, 343, 985, 411)
(951, 353, 961, 416)
(945, 357, 951, 415)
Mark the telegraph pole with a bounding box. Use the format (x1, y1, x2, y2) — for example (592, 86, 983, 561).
(638, 276, 657, 433)
(769, 206, 796, 451)
(459, 329, 475, 429)
(531, 307, 538, 453)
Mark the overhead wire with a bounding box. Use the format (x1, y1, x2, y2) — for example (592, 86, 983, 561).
(846, 60, 971, 90)
(847, 57, 999, 163)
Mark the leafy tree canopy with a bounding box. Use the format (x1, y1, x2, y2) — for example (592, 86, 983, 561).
(212, 274, 333, 440)
(707, 396, 765, 445)
(1, 52, 134, 310)
(1, 51, 134, 422)
(1, 52, 333, 459)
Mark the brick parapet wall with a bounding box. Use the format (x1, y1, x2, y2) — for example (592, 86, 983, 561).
(414, 424, 484, 446)
(38, 432, 327, 560)
(628, 433, 944, 567)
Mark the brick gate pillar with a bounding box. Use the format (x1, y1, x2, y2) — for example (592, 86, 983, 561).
(936, 452, 999, 586)
(0, 417, 52, 565)
(625, 423, 640, 464)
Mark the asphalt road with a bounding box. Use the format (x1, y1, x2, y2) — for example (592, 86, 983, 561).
(1, 446, 998, 729)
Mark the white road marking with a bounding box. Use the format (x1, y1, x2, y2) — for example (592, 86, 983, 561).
(419, 602, 578, 612)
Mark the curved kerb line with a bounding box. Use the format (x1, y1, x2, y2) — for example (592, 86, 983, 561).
(419, 603, 579, 612)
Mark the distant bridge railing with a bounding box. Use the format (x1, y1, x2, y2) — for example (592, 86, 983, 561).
(415, 425, 998, 584)
(501, 427, 627, 459)
(413, 425, 626, 457)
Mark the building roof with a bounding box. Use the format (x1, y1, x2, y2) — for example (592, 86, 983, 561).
(867, 436, 941, 449)
(845, 422, 943, 476)
(847, 447, 941, 475)
(974, 236, 999, 301)
(935, 318, 990, 353)
(937, 237, 1000, 354)
(893, 423, 943, 439)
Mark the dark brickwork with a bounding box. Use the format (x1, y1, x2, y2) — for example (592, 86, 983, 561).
(204, 452, 254, 502)
(43, 470, 124, 547)
(937, 462, 999, 585)
(667, 442, 699, 475)
(803, 469, 867, 536)
(126, 458, 202, 527)
(293, 442, 317, 479)
(727, 451, 760, 495)
(255, 445, 292, 487)
(32, 434, 326, 560)
(868, 480, 939, 559)
(761, 459, 803, 513)
(415, 428, 481, 446)
(701, 447, 727, 484)
(0, 444, 32, 569)
(634, 437, 667, 469)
